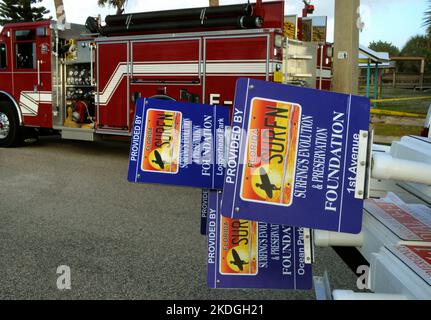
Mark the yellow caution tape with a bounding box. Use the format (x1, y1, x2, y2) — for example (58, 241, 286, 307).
(371, 96, 431, 103)
(371, 108, 426, 118)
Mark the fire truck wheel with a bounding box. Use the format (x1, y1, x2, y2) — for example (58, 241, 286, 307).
(0, 102, 23, 148)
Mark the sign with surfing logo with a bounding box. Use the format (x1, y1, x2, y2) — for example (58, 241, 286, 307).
(142, 109, 182, 174)
(219, 217, 258, 275)
(221, 78, 370, 234)
(207, 190, 312, 289)
(128, 98, 230, 189)
(240, 98, 301, 207)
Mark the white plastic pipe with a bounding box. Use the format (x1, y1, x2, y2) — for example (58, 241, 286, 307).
(425, 104, 430, 134)
(314, 230, 364, 247)
(332, 290, 408, 300)
(372, 152, 431, 185)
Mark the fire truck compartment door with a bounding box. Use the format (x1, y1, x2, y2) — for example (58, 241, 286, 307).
(130, 39, 201, 83)
(202, 34, 270, 104)
(128, 38, 202, 129)
(97, 41, 129, 130)
(15, 25, 52, 128)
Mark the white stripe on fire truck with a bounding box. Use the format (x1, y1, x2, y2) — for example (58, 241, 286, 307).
(98, 61, 277, 105)
(19, 91, 52, 116)
(19, 103, 37, 116)
(16, 60, 280, 113)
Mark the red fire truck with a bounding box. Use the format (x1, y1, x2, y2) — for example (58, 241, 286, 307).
(0, 0, 326, 147)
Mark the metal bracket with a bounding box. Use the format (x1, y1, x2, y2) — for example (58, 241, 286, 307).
(355, 130, 372, 199)
(304, 228, 314, 264)
(365, 130, 374, 199)
(313, 271, 332, 300)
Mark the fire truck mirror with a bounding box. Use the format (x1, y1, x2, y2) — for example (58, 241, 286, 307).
(36, 27, 48, 37)
(0, 44, 6, 69)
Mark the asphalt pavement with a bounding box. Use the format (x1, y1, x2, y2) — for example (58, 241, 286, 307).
(0, 136, 358, 299)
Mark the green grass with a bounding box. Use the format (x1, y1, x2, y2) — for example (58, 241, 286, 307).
(372, 123, 423, 137)
(360, 87, 431, 114)
(360, 88, 429, 138)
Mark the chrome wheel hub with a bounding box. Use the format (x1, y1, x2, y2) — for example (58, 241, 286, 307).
(0, 112, 10, 139)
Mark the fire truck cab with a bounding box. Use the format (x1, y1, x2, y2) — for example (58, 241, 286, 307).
(0, 1, 316, 147)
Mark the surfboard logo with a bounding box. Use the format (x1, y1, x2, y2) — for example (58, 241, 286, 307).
(219, 216, 258, 275)
(240, 97, 301, 207)
(142, 108, 182, 174)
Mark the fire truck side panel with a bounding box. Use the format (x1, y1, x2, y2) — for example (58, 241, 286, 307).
(96, 30, 278, 132)
(34, 27, 53, 128)
(0, 34, 13, 96)
(97, 41, 129, 130)
(129, 38, 202, 128)
(203, 34, 270, 105)
(12, 23, 53, 128)
(0, 21, 52, 129)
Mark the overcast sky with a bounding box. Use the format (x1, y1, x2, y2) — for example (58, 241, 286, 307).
(38, 0, 428, 49)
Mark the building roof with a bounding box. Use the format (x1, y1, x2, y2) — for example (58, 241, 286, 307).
(359, 45, 392, 68)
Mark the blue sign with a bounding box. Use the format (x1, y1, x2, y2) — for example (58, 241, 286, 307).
(207, 190, 312, 290)
(128, 98, 230, 189)
(201, 189, 210, 235)
(221, 78, 370, 233)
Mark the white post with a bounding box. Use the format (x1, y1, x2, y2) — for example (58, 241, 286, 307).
(333, 290, 409, 300)
(372, 152, 431, 185)
(425, 105, 431, 138)
(314, 230, 364, 247)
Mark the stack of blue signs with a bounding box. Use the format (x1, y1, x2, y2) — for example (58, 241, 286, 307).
(127, 78, 370, 291)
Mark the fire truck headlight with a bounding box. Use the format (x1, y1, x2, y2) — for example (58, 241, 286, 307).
(274, 34, 283, 48)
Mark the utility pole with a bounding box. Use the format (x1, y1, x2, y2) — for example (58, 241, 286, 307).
(332, 0, 360, 94)
(209, 0, 219, 6)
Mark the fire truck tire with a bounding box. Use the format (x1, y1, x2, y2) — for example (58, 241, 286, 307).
(0, 101, 23, 148)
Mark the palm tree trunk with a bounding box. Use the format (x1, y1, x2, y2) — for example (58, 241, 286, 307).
(115, 0, 126, 15)
(53, 0, 66, 22)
